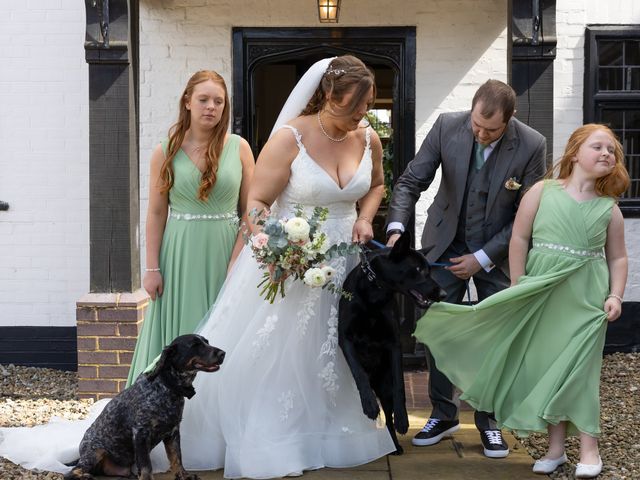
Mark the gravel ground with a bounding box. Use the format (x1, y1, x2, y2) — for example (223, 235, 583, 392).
(0, 353, 638, 479)
(519, 352, 640, 480)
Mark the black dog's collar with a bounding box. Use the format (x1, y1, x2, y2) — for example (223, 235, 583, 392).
(359, 243, 438, 308)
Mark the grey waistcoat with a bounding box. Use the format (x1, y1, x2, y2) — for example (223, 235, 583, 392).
(452, 145, 501, 254)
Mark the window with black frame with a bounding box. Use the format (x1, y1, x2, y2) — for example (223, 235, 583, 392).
(585, 26, 640, 216)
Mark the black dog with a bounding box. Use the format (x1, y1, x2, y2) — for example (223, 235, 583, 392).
(338, 231, 446, 454)
(65, 334, 225, 480)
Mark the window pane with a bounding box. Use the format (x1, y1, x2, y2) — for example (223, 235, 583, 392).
(590, 30, 640, 203)
(599, 67, 624, 90)
(627, 110, 640, 130)
(631, 67, 640, 90)
(626, 132, 640, 153)
(625, 155, 640, 197)
(599, 107, 640, 199)
(599, 40, 623, 66)
(601, 109, 623, 127)
(625, 40, 640, 65)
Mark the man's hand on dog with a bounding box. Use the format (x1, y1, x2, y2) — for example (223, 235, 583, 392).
(388, 236, 482, 280)
(447, 254, 481, 279)
(386, 233, 401, 247)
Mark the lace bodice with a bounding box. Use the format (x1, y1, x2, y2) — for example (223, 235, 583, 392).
(271, 125, 373, 244)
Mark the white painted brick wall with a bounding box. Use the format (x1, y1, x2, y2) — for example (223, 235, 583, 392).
(625, 220, 640, 298)
(0, 0, 89, 327)
(138, 0, 509, 268)
(1, 0, 637, 330)
(555, 0, 640, 299)
(141, 0, 640, 300)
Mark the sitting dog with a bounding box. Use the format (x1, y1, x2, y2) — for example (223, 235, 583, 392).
(338, 231, 446, 454)
(65, 334, 225, 480)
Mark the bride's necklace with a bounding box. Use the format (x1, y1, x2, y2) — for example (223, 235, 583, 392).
(317, 111, 348, 142)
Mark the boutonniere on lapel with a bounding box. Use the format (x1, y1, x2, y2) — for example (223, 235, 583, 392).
(504, 177, 522, 191)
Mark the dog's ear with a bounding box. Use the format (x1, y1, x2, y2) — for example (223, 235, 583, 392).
(389, 230, 412, 261)
(146, 343, 177, 381)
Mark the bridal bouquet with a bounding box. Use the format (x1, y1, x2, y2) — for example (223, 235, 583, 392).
(247, 205, 358, 303)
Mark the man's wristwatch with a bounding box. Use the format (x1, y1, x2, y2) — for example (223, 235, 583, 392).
(386, 228, 404, 239)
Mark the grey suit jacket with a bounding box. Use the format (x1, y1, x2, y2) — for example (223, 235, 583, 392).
(387, 111, 546, 271)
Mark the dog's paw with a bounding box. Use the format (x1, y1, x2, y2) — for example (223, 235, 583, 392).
(394, 410, 409, 434)
(361, 394, 380, 420)
(391, 445, 404, 455)
(175, 472, 200, 480)
(64, 468, 94, 480)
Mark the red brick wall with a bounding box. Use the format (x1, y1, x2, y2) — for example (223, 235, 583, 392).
(76, 290, 148, 400)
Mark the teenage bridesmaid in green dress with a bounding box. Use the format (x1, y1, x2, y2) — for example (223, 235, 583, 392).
(126, 71, 254, 386)
(414, 124, 629, 478)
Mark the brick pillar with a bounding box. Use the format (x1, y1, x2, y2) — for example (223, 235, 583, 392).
(76, 289, 149, 400)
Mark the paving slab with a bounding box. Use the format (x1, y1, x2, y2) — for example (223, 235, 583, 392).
(394, 410, 539, 480)
(124, 411, 538, 480)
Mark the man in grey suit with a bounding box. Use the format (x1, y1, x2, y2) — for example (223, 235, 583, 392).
(386, 80, 546, 458)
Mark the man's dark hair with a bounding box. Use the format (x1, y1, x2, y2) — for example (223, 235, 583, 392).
(471, 79, 516, 123)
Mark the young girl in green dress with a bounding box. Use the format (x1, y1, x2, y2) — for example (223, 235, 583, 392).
(414, 124, 630, 478)
(126, 71, 255, 385)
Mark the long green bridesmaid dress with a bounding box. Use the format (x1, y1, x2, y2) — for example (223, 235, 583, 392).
(414, 179, 615, 437)
(126, 135, 242, 386)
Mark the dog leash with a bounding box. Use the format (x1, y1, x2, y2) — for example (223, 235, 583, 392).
(358, 243, 382, 287)
(368, 239, 386, 249)
(363, 239, 472, 303)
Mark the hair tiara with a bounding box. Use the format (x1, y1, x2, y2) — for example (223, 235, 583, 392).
(325, 68, 347, 77)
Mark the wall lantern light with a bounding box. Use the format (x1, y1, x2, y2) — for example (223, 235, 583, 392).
(318, 0, 340, 23)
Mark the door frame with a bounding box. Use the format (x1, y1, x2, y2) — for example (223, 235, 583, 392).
(231, 26, 416, 185)
(232, 27, 421, 362)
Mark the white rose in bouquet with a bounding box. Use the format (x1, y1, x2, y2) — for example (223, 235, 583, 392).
(321, 266, 336, 280)
(284, 217, 311, 243)
(303, 267, 328, 287)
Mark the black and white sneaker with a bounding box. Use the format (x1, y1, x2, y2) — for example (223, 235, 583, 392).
(411, 418, 460, 446)
(480, 429, 509, 458)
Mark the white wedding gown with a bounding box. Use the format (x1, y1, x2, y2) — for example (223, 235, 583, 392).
(0, 125, 395, 479)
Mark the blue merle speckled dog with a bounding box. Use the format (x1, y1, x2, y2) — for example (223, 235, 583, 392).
(65, 334, 224, 480)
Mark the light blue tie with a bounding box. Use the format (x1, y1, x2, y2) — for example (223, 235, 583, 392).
(474, 142, 487, 170)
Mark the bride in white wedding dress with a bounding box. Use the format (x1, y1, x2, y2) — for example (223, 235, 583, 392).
(0, 55, 395, 479)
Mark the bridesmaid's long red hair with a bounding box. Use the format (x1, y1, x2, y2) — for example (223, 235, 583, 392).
(547, 124, 630, 198)
(160, 70, 231, 201)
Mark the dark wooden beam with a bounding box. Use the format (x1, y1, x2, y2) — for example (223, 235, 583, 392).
(509, 0, 557, 166)
(84, 0, 140, 292)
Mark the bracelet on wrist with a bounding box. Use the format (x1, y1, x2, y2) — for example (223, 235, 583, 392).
(607, 293, 623, 303)
(357, 216, 372, 224)
(145, 268, 161, 273)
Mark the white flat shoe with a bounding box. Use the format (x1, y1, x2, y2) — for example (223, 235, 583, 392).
(575, 456, 602, 478)
(532, 453, 568, 474)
